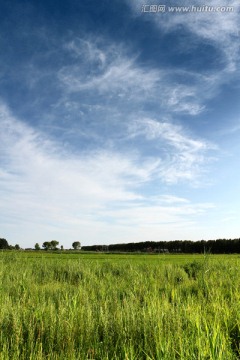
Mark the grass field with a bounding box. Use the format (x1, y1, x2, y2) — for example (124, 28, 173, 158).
(0, 251, 240, 359)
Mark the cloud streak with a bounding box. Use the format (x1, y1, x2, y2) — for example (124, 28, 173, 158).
(128, 117, 216, 183)
(59, 39, 161, 100)
(0, 103, 215, 246)
(58, 38, 212, 116)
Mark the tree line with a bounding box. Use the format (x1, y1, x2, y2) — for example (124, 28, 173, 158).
(36, 241, 81, 251)
(0, 238, 20, 250)
(2, 236, 240, 253)
(82, 238, 240, 254)
(0, 238, 81, 251)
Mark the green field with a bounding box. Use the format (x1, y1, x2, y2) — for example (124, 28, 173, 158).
(0, 251, 240, 359)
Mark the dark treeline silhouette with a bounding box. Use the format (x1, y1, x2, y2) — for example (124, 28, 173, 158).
(82, 238, 240, 254)
(0, 238, 20, 250)
(0, 238, 9, 249)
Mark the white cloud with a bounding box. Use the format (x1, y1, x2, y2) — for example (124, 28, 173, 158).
(127, 0, 240, 72)
(65, 39, 107, 68)
(59, 45, 160, 99)
(0, 103, 215, 246)
(157, 195, 190, 204)
(164, 84, 205, 115)
(128, 117, 216, 183)
(0, 104, 148, 204)
(0, 104, 158, 233)
(58, 38, 210, 116)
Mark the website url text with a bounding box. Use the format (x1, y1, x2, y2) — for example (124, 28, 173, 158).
(141, 5, 235, 13)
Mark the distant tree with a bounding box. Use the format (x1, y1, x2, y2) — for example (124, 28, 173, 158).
(35, 243, 41, 251)
(42, 240, 59, 250)
(60, 245, 64, 251)
(72, 241, 81, 250)
(51, 240, 59, 250)
(15, 244, 20, 250)
(43, 241, 51, 250)
(0, 238, 9, 249)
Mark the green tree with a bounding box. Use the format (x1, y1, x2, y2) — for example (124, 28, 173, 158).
(42, 240, 59, 250)
(15, 244, 20, 250)
(72, 241, 81, 250)
(43, 241, 51, 250)
(0, 238, 9, 249)
(35, 243, 41, 250)
(51, 240, 59, 250)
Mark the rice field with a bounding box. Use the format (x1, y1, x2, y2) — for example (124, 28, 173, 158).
(0, 251, 240, 359)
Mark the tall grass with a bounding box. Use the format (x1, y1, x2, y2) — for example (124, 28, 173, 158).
(0, 252, 240, 359)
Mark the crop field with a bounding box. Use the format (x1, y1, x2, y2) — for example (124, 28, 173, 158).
(1, 251, 240, 359)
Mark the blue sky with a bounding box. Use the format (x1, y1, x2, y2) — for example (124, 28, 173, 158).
(0, 0, 240, 248)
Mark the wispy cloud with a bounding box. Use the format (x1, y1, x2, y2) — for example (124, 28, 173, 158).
(128, 117, 216, 183)
(59, 39, 161, 100)
(0, 104, 156, 224)
(58, 37, 210, 116)
(0, 103, 215, 245)
(127, 0, 240, 72)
